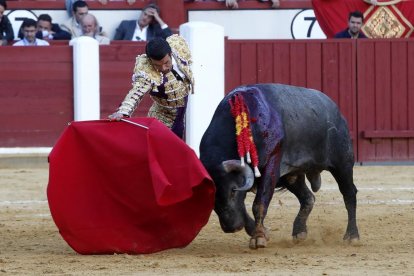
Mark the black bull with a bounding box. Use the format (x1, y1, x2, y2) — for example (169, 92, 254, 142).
(199, 84, 359, 249)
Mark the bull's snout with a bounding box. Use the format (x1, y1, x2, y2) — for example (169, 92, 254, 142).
(219, 219, 244, 233)
(216, 208, 245, 233)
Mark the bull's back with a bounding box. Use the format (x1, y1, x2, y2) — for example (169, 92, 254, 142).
(255, 84, 353, 172)
(200, 83, 353, 174)
(235, 84, 352, 172)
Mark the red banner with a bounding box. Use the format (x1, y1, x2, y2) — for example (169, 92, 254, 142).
(312, 0, 414, 38)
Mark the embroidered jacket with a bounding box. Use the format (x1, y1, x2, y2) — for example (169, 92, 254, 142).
(117, 34, 194, 120)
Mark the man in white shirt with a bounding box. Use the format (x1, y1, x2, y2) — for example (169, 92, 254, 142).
(61, 0, 88, 38)
(13, 18, 49, 46)
(113, 3, 172, 41)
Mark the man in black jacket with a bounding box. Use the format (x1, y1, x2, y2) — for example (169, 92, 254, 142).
(113, 3, 172, 41)
(36, 14, 72, 40)
(0, 0, 14, 46)
(334, 10, 367, 39)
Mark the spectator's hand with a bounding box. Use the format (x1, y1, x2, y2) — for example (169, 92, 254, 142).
(146, 7, 166, 26)
(226, 0, 239, 9)
(127, 0, 135, 5)
(146, 8, 160, 20)
(271, 0, 280, 8)
(108, 112, 125, 121)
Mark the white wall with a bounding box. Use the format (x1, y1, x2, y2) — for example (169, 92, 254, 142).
(180, 22, 225, 155)
(188, 9, 326, 39)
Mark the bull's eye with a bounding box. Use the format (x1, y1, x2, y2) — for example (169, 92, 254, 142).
(230, 188, 236, 198)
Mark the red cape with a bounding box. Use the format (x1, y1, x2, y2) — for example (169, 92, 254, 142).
(47, 118, 215, 254)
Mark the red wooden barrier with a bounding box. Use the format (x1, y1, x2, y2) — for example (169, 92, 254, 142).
(0, 46, 73, 147)
(225, 38, 414, 163)
(357, 39, 414, 162)
(225, 39, 358, 155)
(0, 39, 413, 163)
(99, 42, 151, 119)
(0, 43, 150, 148)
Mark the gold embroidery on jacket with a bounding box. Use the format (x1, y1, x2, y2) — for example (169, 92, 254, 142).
(117, 34, 193, 118)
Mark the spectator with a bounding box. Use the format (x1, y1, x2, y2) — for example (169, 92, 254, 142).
(66, 0, 136, 17)
(61, 0, 88, 38)
(79, 13, 110, 45)
(0, 0, 14, 46)
(334, 10, 366, 39)
(13, 18, 49, 46)
(96, 0, 136, 6)
(113, 3, 172, 41)
(216, 0, 239, 9)
(108, 35, 194, 139)
(36, 14, 72, 40)
(260, 0, 279, 8)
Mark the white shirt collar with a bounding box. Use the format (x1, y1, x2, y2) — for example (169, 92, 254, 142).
(132, 23, 148, 41)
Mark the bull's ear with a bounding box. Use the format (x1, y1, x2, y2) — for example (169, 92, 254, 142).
(221, 160, 254, 191)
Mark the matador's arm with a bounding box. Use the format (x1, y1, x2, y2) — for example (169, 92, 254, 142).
(117, 75, 153, 117)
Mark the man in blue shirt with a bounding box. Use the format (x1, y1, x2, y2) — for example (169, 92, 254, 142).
(334, 10, 367, 39)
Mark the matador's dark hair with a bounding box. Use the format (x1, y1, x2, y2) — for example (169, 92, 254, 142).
(145, 37, 172, 61)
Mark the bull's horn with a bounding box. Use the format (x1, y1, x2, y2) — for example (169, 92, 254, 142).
(221, 160, 254, 191)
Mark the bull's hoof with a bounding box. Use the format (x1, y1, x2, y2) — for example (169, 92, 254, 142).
(292, 232, 307, 243)
(343, 234, 361, 246)
(249, 236, 267, 249)
(343, 232, 360, 242)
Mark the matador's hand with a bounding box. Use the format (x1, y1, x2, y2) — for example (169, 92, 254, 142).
(108, 112, 125, 121)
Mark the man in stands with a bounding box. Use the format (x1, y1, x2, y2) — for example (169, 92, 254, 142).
(113, 3, 172, 41)
(61, 0, 88, 38)
(14, 18, 49, 46)
(0, 0, 14, 46)
(37, 14, 72, 40)
(108, 35, 194, 139)
(17, 14, 71, 41)
(334, 10, 367, 39)
(79, 13, 110, 45)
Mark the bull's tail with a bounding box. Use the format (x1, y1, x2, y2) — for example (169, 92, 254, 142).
(229, 93, 261, 177)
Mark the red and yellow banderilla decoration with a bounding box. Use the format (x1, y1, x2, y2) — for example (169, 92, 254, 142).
(229, 94, 261, 177)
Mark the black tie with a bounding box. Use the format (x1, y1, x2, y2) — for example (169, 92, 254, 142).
(171, 68, 183, 81)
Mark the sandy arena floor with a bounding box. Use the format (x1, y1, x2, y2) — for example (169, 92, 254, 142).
(0, 163, 413, 275)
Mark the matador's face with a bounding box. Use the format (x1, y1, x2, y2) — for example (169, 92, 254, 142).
(150, 54, 173, 74)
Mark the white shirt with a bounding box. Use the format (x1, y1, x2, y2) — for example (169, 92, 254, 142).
(132, 24, 148, 41)
(13, 38, 50, 46)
